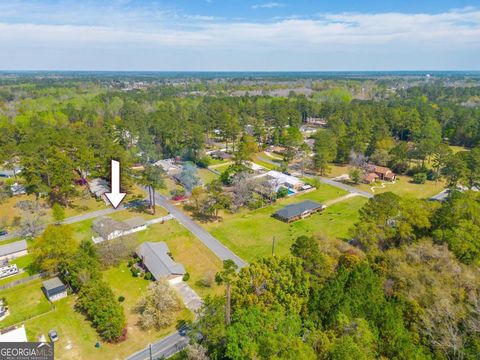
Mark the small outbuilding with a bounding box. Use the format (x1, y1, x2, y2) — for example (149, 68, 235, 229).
(0, 240, 28, 261)
(273, 200, 325, 223)
(42, 277, 67, 302)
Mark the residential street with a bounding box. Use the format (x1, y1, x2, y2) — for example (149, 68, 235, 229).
(126, 331, 189, 360)
(152, 191, 248, 269)
(319, 177, 373, 198)
(0, 205, 126, 242)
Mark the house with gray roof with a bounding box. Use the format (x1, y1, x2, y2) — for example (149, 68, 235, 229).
(42, 277, 67, 302)
(273, 200, 325, 223)
(88, 178, 110, 203)
(92, 216, 147, 244)
(0, 240, 28, 261)
(136, 242, 185, 284)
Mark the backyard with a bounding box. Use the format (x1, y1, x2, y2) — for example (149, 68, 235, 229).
(202, 184, 365, 262)
(13, 266, 192, 360)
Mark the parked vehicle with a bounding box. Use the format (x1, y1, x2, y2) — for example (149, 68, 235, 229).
(0, 230, 7, 236)
(48, 330, 59, 342)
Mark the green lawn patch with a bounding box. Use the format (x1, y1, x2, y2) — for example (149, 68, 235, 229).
(203, 185, 357, 262)
(197, 168, 219, 185)
(0, 279, 53, 328)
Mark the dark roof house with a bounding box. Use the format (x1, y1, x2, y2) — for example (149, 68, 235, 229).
(136, 242, 185, 280)
(273, 200, 325, 223)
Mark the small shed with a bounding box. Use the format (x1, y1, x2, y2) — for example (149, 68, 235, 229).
(42, 277, 67, 302)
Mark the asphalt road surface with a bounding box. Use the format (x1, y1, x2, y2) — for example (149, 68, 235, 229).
(152, 191, 247, 269)
(126, 331, 189, 360)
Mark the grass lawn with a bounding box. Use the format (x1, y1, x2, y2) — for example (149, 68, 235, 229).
(198, 168, 219, 185)
(209, 163, 231, 174)
(135, 221, 223, 297)
(355, 175, 446, 198)
(0, 189, 108, 233)
(0, 279, 53, 328)
(109, 206, 168, 221)
(203, 184, 356, 262)
(251, 154, 280, 170)
(22, 265, 193, 360)
(0, 272, 31, 287)
(157, 177, 181, 198)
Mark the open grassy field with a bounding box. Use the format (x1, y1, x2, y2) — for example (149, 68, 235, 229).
(202, 184, 361, 262)
(356, 175, 446, 198)
(0, 190, 108, 232)
(135, 221, 223, 297)
(197, 168, 219, 185)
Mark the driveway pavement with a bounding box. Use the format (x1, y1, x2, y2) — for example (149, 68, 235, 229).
(319, 177, 373, 198)
(173, 281, 202, 313)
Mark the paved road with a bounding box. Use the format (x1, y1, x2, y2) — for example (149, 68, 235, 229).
(126, 331, 189, 360)
(152, 192, 247, 269)
(319, 177, 373, 198)
(0, 205, 125, 242)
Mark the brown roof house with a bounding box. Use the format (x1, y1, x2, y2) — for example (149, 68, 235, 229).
(363, 165, 396, 184)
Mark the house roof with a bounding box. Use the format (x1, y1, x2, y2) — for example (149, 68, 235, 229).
(136, 242, 185, 280)
(372, 165, 393, 175)
(0, 240, 27, 257)
(88, 178, 110, 196)
(123, 217, 147, 229)
(0, 325, 28, 342)
(42, 277, 66, 292)
(274, 200, 323, 220)
(265, 170, 304, 187)
(92, 217, 129, 238)
(364, 172, 379, 182)
(211, 150, 232, 159)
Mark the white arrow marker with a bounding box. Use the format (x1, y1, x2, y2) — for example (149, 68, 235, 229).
(105, 160, 126, 209)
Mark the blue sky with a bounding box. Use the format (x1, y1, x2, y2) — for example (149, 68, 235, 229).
(1, 0, 480, 70)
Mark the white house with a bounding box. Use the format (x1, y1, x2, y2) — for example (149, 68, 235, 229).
(92, 217, 148, 244)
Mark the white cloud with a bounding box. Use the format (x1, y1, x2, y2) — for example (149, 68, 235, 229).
(252, 2, 285, 10)
(1, 6, 480, 70)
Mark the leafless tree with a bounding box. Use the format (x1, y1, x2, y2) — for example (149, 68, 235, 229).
(15, 200, 46, 238)
(96, 235, 136, 267)
(185, 343, 210, 360)
(135, 280, 182, 330)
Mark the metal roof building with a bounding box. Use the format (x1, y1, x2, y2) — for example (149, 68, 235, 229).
(136, 242, 185, 280)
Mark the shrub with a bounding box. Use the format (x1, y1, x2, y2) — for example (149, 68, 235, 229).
(413, 172, 427, 184)
(118, 295, 125, 302)
(183, 272, 190, 281)
(276, 187, 289, 199)
(77, 279, 126, 342)
(131, 267, 140, 277)
(144, 272, 153, 281)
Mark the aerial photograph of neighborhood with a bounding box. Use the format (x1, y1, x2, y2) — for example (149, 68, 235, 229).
(0, 1, 480, 359)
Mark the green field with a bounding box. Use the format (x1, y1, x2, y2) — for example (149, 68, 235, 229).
(203, 185, 363, 262)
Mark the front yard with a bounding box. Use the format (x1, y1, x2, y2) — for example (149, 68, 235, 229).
(202, 184, 364, 262)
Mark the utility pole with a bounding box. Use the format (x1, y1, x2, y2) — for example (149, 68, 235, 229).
(272, 236, 276, 257)
(149, 343, 152, 360)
